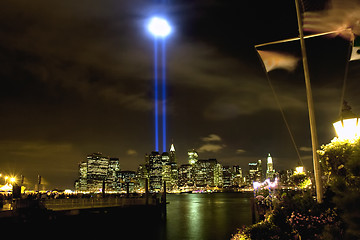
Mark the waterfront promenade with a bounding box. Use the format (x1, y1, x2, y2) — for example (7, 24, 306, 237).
(0, 194, 165, 226)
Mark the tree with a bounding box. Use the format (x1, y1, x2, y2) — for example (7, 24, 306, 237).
(318, 137, 360, 239)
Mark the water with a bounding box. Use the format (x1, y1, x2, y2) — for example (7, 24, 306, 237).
(0, 193, 252, 239)
(165, 192, 252, 240)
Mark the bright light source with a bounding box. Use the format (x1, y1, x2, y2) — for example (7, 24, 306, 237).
(333, 118, 360, 140)
(148, 17, 171, 37)
(295, 166, 304, 175)
(333, 101, 360, 141)
(10, 177, 16, 183)
(253, 181, 261, 189)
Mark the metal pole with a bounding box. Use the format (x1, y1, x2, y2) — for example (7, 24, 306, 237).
(294, 0, 323, 203)
(145, 178, 149, 205)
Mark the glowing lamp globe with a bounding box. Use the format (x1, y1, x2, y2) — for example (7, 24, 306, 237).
(295, 166, 304, 175)
(148, 17, 171, 37)
(333, 101, 360, 140)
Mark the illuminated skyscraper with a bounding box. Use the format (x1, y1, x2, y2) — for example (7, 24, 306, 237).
(266, 153, 276, 180)
(77, 161, 88, 191)
(178, 164, 193, 187)
(169, 144, 178, 190)
(107, 158, 121, 191)
(149, 151, 162, 192)
(247, 160, 262, 184)
(119, 171, 136, 193)
(194, 159, 223, 188)
(188, 149, 198, 165)
(257, 159, 263, 182)
(75, 152, 118, 192)
(161, 152, 171, 183)
(169, 144, 176, 163)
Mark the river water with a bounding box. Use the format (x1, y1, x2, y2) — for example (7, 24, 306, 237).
(164, 192, 252, 240)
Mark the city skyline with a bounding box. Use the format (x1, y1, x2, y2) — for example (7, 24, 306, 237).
(1, 0, 360, 189)
(72, 145, 285, 193)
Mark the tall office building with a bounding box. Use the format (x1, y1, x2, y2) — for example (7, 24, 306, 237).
(178, 164, 194, 187)
(149, 151, 163, 192)
(161, 152, 171, 183)
(257, 159, 263, 182)
(169, 144, 178, 190)
(194, 159, 218, 187)
(266, 153, 276, 180)
(169, 144, 176, 163)
(222, 166, 233, 188)
(119, 171, 136, 193)
(75, 153, 119, 192)
(188, 149, 199, 165)
(77, 161, 88, 191)
(107, 158, 121, 191)
(232, 165, 244, 186)
(248, 160, 262, 184)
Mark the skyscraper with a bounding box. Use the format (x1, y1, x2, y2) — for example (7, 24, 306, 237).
(178, 164, 193, 188)
(248, 161, 262, 184)
(149, 151, 162, 192)
(107, 158, 121, 191)
(75, 152, 119, 192)
(169, 144, 178, 190)
(257, 159, 263, 182)
(266, 153, 276, 180)
(161, 152, 171, 183)
(188, 149, 198, 165)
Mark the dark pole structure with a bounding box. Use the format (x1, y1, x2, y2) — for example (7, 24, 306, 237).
(294, 0, 323, 203)
(145, 178, 149, 205)
(102, 179, 106, 198)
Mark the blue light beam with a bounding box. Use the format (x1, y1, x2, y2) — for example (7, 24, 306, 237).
(148, 16, 171, 152)
(162, 38, 167, 153)
(154, 38, 159, 152)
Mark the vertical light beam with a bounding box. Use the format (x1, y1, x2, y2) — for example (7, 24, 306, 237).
(162, 38, 167, 153)
(148, 16, 171, 152)
(154, 38, 159, 152)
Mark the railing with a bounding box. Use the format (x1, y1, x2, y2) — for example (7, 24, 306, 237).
(43, 197, 157, 211)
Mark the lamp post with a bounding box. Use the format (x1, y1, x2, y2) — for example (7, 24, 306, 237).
(147, 16, 172, 152)
(333, 101, 360, 140)
(294, 0, 323, 203)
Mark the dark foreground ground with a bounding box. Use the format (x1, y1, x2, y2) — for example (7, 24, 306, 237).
(1, 203, 166, 239)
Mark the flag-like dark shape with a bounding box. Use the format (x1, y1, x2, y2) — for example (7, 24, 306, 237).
(257, 50, 299, 72)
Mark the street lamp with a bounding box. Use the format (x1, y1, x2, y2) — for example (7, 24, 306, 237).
(333, 101, 360, 140)
(294, 166, 304, 175)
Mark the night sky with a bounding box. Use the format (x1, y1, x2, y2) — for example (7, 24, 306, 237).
(1, 0, 360, 189)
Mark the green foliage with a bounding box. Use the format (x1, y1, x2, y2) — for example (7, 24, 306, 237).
(318, 138, 358, 180)
(318, 137, 360, 239)
(232, 219, 283, 240)
(232, 191, 336, 240)
(290, 174, 311, 189)
(233, 137, 360, 240)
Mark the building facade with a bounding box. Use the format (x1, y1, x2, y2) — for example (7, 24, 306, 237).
(266, 153, 276, 180)
(75, 153, 121, 192)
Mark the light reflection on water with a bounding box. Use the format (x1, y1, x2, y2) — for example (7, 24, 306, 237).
(165, 193, 252, 240)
